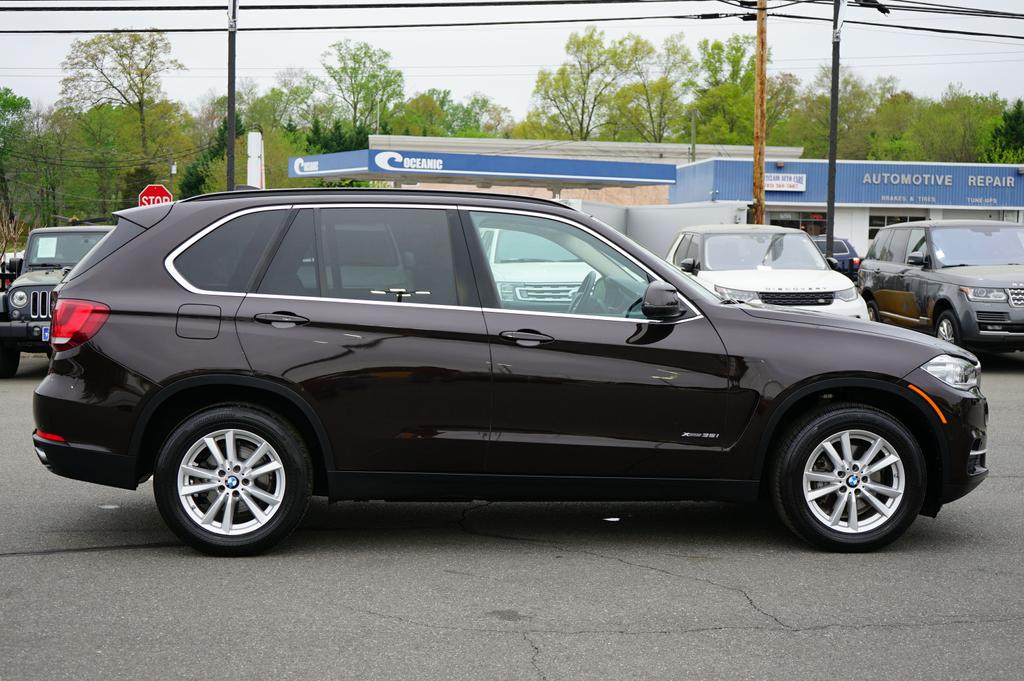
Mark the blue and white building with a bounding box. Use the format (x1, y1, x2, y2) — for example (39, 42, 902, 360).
(286, 135, 1024, 257)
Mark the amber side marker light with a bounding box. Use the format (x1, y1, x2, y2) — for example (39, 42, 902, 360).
(907, 384, 947, 425)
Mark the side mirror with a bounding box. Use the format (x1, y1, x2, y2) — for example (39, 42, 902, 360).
(826, 256, 841, 271)
(641, 281, 684, 320)
(907, 251, 926, 267)
(678, 257, 697, 273)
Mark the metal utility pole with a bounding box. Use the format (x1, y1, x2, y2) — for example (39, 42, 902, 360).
(825, 0, 846, 259)
(226, 0, 239, 191)
(752, 0, 768, 225)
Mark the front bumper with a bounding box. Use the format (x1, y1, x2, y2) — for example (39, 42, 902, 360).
(789, 297, 869, 320)
(904, 369, 989, 509)
(33, 432, 139, 490)
(0, 320, 50, 349)
(959, 302, 1024, 350)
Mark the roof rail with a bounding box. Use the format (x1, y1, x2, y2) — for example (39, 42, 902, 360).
(179, 186, 573, 210)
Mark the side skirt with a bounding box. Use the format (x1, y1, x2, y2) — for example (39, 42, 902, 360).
(327, 471, 759, 503)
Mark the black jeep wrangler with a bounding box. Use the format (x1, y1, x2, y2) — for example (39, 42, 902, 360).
(0, 226, 110, 377)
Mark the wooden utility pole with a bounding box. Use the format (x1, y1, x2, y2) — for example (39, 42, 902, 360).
(226, 0, 239, 191)
(752, 0, 768, 224)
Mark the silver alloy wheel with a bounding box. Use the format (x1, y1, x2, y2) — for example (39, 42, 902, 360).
(176, 428, 286, 536)
(937, 319, 956, 343)
(802, 429, 905, 534)
(867, 306, 877, 321)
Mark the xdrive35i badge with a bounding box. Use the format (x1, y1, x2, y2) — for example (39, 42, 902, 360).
(681, 432, 721, 440)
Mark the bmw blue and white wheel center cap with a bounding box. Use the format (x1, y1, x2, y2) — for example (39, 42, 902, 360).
(225, 475, 240, 489)
(846, 474, 860, 488)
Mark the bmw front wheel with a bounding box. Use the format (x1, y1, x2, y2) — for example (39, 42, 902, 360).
(771, 403, 926, 552)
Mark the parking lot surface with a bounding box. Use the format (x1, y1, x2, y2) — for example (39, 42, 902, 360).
(1, 353, 1022, 680)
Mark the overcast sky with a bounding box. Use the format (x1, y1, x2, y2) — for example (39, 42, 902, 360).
(2, 0, 1023, 118)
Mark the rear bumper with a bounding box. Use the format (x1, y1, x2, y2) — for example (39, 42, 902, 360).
(33, 432, 139, 489)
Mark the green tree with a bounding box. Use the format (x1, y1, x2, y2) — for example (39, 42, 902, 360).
(0, 87, 31, 222)
(321, 40, 404, 132)
(610, 33, 694, 143)
(983, 99, 1024, 162)
(909, 85, 1003, 162)
(690, 35, 758, 145)
(530, 27, 621, 140)
(60, 32, 182, 158)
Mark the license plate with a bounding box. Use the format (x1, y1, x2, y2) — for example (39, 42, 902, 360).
(41, 326, 50, 342)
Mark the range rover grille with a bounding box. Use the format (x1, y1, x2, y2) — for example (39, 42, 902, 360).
(759, 291, 835, 306)
(1008, 289, 1024, 307)
(515, 284, 579, 303)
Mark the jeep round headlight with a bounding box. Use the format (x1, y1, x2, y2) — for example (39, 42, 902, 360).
(9, 290, 27, 308)
(836, 286, 859, 302)
(922, 354, 979, 390)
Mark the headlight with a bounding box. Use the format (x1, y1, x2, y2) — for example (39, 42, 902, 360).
(960, 286, 1007, 303)
(714, 285, 759, 303)
(498, 282, 518, 303)
(922, 354, 979, 390)
(9, 290, 27, 308)
(836, 286, 859, 302)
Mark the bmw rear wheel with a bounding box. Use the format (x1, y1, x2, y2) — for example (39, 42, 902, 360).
(154, 404, 312, 556)
(771, 403, 925, 551)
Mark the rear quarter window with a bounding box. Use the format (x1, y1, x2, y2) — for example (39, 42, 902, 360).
(173, 209, 288, 293)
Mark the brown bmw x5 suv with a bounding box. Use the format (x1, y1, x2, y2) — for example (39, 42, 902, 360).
(33, 189, 988, 555)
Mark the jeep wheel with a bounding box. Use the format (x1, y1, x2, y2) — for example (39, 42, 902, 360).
(771, 403, 925, 552)
(0, 348, 20, 378)
(153, 404, 312, 556)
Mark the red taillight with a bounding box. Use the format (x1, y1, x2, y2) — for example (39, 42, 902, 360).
(51, 299, 109, 352)
(36, 429, 66, 443)
(852, 258, 861, 266)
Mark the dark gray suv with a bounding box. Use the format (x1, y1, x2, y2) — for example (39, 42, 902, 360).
(859, 220, 1024, 351)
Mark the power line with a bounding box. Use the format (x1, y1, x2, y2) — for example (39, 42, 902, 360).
(0, 0, 721, 11)
(0, 10, 746, 33)
(767, 11, 1024, 41)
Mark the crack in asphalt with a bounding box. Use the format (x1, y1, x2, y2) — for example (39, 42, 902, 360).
(455, 502, 790, 630)
(521, 632, 547, 681)
(0, 541, 179, 558)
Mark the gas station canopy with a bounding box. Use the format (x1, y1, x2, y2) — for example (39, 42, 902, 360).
(288, 148, 678, 192)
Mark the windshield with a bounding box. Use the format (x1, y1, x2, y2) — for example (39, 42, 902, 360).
(494, 230, 581, 263)
(26, 231, 107, 269)
(930, 226, 1024, 267)
(703, 233, 827, 271)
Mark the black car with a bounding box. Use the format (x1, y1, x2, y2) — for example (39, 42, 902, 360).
(859, 220, 1024, 351)
(33, 190, 988, 556)
(0, 226, 110, 377)
(812, 236, 861, 280)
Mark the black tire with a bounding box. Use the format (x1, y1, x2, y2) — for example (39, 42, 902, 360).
(153, 403, 312, 556)
(935, 310, 962, 347)
(0, 348, 20, 378)
(770, 403, 926, 552)
(865, 298, 881, 323)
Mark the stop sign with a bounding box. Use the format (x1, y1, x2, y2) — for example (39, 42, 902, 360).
(138, 184, 173, 206)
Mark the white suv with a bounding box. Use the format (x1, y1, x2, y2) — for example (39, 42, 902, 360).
(666, 224, 868, 319)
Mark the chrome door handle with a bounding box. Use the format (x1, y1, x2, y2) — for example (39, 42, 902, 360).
(254, 312, 310, 328)
(499, 330, 554, 347)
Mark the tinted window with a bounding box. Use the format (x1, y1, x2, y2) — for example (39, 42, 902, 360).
(258, 210, 318, 297)
(885, 229, 910, 263)
(468, 211, 649, 318)
(905, 228, 927, 263)
(175, 209, 286, 292)
(672, 234, 691, 264)
(319, 207, 458, 305)
(812, 239, 849, 255)
(866, 229, 890, 260)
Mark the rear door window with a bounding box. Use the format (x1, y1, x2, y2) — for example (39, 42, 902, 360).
(318, 207, 459, 306)
(174, 209, 288, 293)
(258, 209, 318, 297)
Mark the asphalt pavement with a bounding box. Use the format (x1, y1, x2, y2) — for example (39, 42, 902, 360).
(1, 353, 1022, 680)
